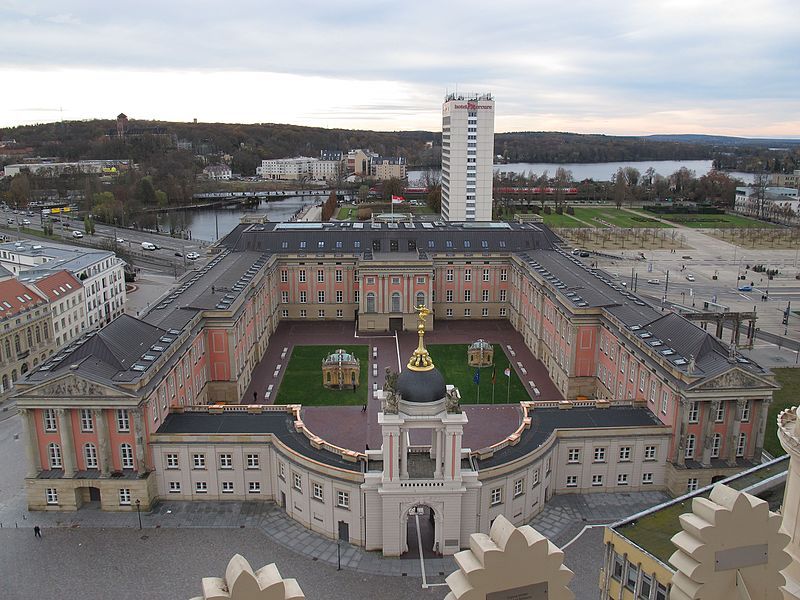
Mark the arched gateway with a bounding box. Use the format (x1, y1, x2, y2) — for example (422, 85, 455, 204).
(362, 306, 480, 556)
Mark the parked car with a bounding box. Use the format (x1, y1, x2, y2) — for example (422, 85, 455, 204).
(72, 230, 83, 238)
(186, 251, 200, 260)
(738, 285, 753, 292)
(647, 279, 661, 285)
(685, 274, 695, 281)
(579, 251, 590, 258)
(21, 218, 31, 225)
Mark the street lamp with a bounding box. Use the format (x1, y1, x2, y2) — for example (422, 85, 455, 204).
(135, 499, 142, 530)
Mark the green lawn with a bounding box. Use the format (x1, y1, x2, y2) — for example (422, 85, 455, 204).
(574, 207, 672, 228)
(541, 211, 586, 228)
(336, 205, 357, 220)
(660, 212, 778, 228)
(428, 344, 530, 404)
(274, 345, 369, 406)
(764, 367, 800, 457)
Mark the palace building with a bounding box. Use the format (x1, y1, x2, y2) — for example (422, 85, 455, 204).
(11, 220, 777, 556)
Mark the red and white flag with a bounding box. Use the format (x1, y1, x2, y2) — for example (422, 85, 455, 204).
(391, 195, 405, 204)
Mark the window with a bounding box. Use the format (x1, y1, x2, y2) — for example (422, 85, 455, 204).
(119, 488, 131, 505)
(482, 289, 489, 302)
(116, 409, 130, 432)
(741, 400, 751, 422)
(685, 434, 695, 459)
(464, 290, 471, 303)
(464, 308, 471, 317)
(246, 454, 259, 469)
(639, 573, 652, 600)
(619, 446, 631, 461)
(80, 409, 94, 432)
(625, 562, 638, 591)
(591, 474, 603, 487)
(566, 475, 578, 488)
(644, 445, 657, 461)
(567, 448, 580, 463)
(656, 582, 668, 600)
(221, 481, 234, 494)
(482, 269, 490, 282)
(490, 487, 502, 505)
(46, 488, 58, 505)
(279, 463, 285, 480)
(248, 482, 261, 494)
(317, 269, 324, 283)
(335, 269, 342, 282)
(366, 293, 376, 313)
(43, 409, 57, 432)
(391, 292, 401, 313)
(499, 289, 507, 302)
(281, 309, 289, 318)
(47, 443, 62, 468)
(446, 269, 454, 282)
(612, 552, 624, 581)
(298, 270, 306, 283)
(481, 308, 489, 317)
(617, 473, 629, 486)
(193, 453, 206, 469)
(84, 444, 98, 469)
(195, 481, 208, 494)
(318, 309, 325, 318)
(317, 291, 325, 304)
(280, 270, 288, 283)
(293, 473, 302, 492)
(642, 472, 654, 485)
(336, 290, 343, 303)
(281, 291, 289, 303)
(166, 453, 179, 468)
(337, 490, 350, 508)
(532, 468, 540, 487)
(688, 401, 699, 423)
(313, 482, 323, 501)
(446, 308, 453, 317)
(737, 432, 747, 457)
(299, 291, 307, 304)
(500, 269, 507, 282)
(513, 479, 524, 497)
(715, 402, 725, 423)
(711, 433, 721, 458)
(219, 454, 233, 469)
(593, 447, 606, 463)
(464, 269, 472, 282)
(299, 309, 306, 318)
(500, 308, 507, 317)
(169, 481, 181, 493)
(121, 444, 134, 469)
(687, 478, 698, 492)
(446, 290, 453, 303)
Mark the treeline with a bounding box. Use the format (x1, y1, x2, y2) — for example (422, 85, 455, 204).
(712, 146, 800, 174)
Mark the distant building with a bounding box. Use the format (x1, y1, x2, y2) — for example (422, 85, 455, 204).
(371, 156, 406, 180)
(202, 164, 232, 180)
(0, 240, 126, 330)
(768, 169, 800, 188)
(3, 160, 130, 178)
(256, 157, 317, 181)
(107, 112, 172, 142)
(347, 149, 377, 177)
(735, 185, 799, 223)
(28, 270, 86, 348)
(441, 92, 495, 222)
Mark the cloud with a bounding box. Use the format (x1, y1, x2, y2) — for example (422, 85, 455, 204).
(0, 0, 798, 135)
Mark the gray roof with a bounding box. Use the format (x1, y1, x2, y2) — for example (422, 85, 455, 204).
(1, 239, 118, 277)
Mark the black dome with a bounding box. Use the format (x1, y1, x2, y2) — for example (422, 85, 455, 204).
(396, 367, 447, 404)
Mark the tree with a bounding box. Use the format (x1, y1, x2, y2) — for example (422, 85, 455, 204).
(536, 171, 549, 211)
(357, 185, 369, 203)
(427, 184, 442, 214)
(383, 177, 406, 201)
(750, 171, 769, 219)
(552, 167, 572, 213)
(8, 172, 31, 208)
(613, 168, 627, 209)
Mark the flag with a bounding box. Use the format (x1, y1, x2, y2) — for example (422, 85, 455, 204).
(391, 195, 405, 204)
(491, 366, 496, 385)
(504, 367, 511, 377)
(473, 369, 480, 385)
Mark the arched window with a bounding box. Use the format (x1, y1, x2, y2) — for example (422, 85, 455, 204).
(84, 443, 98, 469)
(391, 292, 401, 313)
(33, 358, 38, 366)
(3, 339, 10, 359)
(26, 328, 33, 348)
(120, 443, 134, 469)
(48, 443, 62, 469)
(14, 335, 21, 353)
(20, 363, 28, 375)
(11, 369, 17, 382)
(416, 292, 425, 307)
(1, 374, 8, 392)
(366, 292, 376, 314)
(43, 323, 49, 339)
(35, 325, 41, 344)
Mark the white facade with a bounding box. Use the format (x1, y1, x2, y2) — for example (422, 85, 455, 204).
(80, 258, 126, 329)
(203, 165, 232, 180)
(310, 159, 343, 181)
(441, 93, 494, 222)
(30, 272, 86, 348)
(256, 157, 317, 181)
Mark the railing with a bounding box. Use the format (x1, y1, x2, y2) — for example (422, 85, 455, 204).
(179, 404, 297, 414)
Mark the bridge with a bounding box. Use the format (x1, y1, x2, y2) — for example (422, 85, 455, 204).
(192, 189, 355, 202)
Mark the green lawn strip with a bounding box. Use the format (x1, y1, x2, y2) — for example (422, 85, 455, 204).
(335, 205, 356, 220)
(541, 212, 587, 228)
(428, 344, 530, 404)
(275, 345, 370, 406)
(764, 367, 800, 457)
(574, 207, 672, 228)
(660, 213, 777, 228)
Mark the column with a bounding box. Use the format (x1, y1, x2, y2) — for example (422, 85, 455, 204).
(726, 399, 746, 467)
(700, 400, 719, 466)
(753, 399, 771, 459)
(56, 408, 76, 477)
(133, 408, 148, 475)
(433, 428, 442, 478)
(400, 428, 408, 479)
(95, 408, 111, 477)
(676, 398, 690, 466)
(18, 409, 41, 478)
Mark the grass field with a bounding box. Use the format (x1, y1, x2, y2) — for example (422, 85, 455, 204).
(575, 207, 672, 228)
(428, 344, 530, 404)
(764, 367, 800, 458)
(336, 205, 357, 220)
(660, 212, 777, 228)
(540, 211, 585, 228)
(274, 345, 369, 406)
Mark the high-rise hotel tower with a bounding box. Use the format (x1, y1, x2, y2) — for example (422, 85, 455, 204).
(441, 93, 495, 221)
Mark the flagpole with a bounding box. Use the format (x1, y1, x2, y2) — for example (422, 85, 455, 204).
(506, 369, 511, 403)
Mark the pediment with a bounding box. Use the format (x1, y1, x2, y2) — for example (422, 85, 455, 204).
(15, 373, 135, 399)
(690, 367, 776, 391)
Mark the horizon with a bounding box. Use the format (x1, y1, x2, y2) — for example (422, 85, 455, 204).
(1, 1, 798, 137)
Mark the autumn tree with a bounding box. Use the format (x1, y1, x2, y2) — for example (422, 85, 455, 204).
(552, 167, 572, 213)
(8, 172, 31, 208)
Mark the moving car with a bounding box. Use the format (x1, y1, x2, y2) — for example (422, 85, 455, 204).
(647, 279, 661, 284)
(738, 285, 753, 292)
(186, 251, 200, 260)
(141, 241, 157, 251)
(174, 251, 183, 258)
(115, 238, 125, 243)
(21, 219, 31, 225)
(72, 230, 83, 238)
(685, 274, 695, 281)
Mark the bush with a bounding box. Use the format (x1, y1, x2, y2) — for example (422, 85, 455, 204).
(543, 206, 552, 215)
(555, 206, 563, 214)
(566, 206, 574, 215)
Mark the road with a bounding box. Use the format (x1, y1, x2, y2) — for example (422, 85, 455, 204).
(0, 206, 210, 277)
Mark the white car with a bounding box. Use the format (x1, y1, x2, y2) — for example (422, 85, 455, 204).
(186, 251, 200, 260)
(685, 274, 695, 281)
(72, 230, 83, 238)
(116, 238, 125, 244)
(647, 279, 661, 285)
(21, 218, 31, 225)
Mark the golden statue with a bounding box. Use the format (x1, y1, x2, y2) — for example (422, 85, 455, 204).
(407, 305, 434, 372)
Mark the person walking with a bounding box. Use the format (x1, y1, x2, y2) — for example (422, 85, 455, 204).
(33, 525, 41, 538)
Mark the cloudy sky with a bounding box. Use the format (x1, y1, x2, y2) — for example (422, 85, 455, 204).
(1, 0, 798, 136)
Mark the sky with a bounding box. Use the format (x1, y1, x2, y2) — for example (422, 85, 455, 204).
(1, 0, 798, 137)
